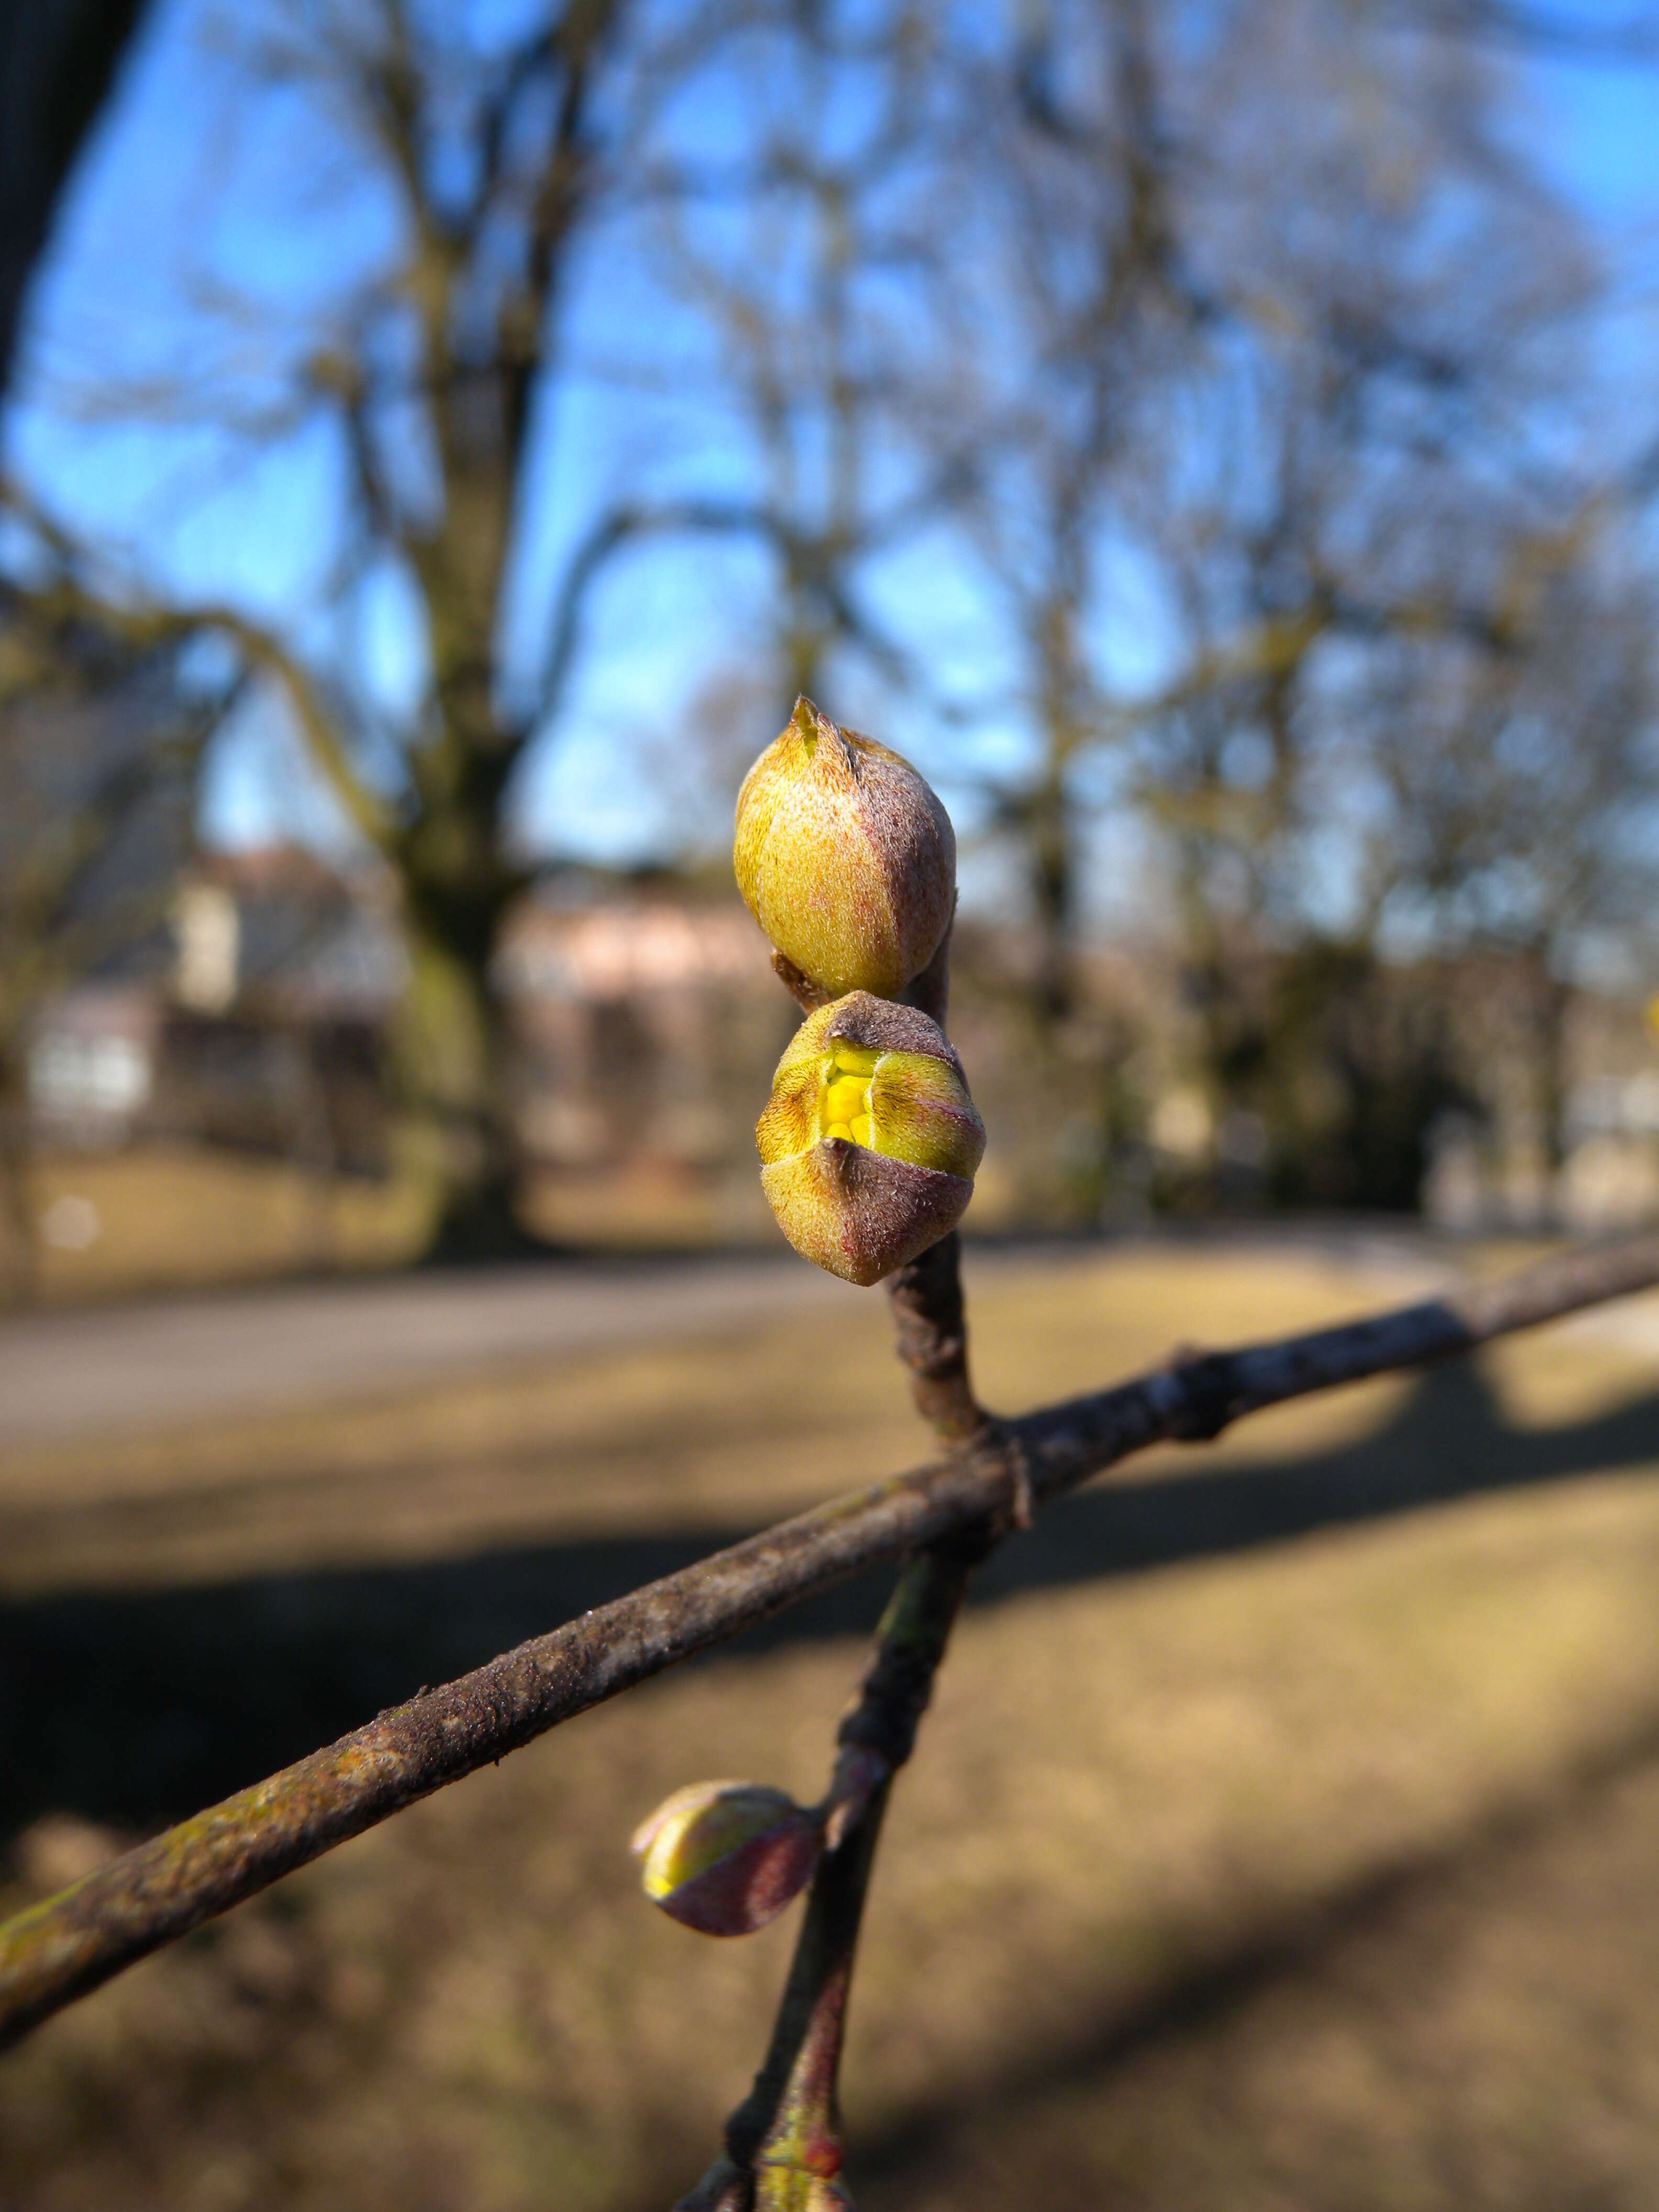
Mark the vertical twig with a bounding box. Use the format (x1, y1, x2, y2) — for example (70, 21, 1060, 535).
(884, 1231, 983, 1441)
(678, 926, 992, 2206)
(677, 1201, 992, 2207)
(676, 1541, 979, 2212)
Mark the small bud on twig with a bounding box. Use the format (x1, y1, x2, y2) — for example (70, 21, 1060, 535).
(734, 699, 955, 1001)
(755, 2175, 856, 2210)
(632, 1782, 823, 1938)
(818, 1745, 888, 1850)
(756, 994, 986, 1286)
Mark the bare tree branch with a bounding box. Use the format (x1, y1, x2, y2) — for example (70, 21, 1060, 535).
(1403, 2, 1659, 61)
(0, 0, 148, 393)
(0, 479, 395, 850)
(3, 1228, 1659, 2051)
(681, 1540, 979, 2212)
(705, 1112, 988, 2200)
(679, 1208, 988, 2209)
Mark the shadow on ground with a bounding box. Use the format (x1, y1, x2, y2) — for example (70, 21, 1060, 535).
(4, 1356, 1658, 1846)
(846, 1697, 1659, 2212)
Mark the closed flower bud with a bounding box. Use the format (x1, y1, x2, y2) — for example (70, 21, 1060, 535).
(734, 698, 955, 1000)
(756, 994, 986, 1286)
(631, 1780, 823, 1937)
(755, 2176, 856, 2211)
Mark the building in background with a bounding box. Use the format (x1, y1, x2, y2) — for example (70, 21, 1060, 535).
(497, 873, 792, 1243)
(25, 850, 1659, 1243)
(28, 847, 404, 1171)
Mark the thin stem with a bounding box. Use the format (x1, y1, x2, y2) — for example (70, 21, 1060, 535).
(678, 1546, 977, 2212)
(682, 1167, 989, 2206)
(746, 1790, 886, 2212)
(884, 1231, 985, 1442)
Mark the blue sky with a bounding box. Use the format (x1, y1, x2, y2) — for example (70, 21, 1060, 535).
(6, 0, 1659, 927)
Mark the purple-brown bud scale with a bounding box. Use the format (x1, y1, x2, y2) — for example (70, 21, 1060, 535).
(631, 1780, 823, 1938)
(734, 699, 955, 1000)
(756, 993, 985, 1286)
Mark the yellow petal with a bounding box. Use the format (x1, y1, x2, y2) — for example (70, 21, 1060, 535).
(822, 1075, 867, 1124)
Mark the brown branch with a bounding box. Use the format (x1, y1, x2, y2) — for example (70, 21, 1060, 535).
(533, 496, 787, 728)
(673, 958, 989, 2206)
(884, 1231, 983, 1443)
(0, 480, 395, 852)
(682, 1170, 987, 2205)
(679, 1545, 979, 2211)
(4, 1230, 1659, 2049)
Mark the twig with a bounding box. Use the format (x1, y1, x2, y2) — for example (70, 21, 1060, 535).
(678, 1224, 988, 2207)
(678, 943, 985, 2205)
(3, 1229, 1658, 2048)
(680, 1543, 978, 2210)
(883, 1231, 984, 1443)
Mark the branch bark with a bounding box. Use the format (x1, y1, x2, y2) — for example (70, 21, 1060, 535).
(0, 480, 395, 851)
(679, 1544, 978, 2211)
(884, 1231, 982, 1443)
(3, 1229, 1658, 2049)
(681, 1195, 988, 2205)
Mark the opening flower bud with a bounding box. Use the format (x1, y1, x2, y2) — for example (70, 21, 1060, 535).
(734, 698, 955, 1000)
(631, 1780, 823, 1937)
(756, 993, 986, 1286)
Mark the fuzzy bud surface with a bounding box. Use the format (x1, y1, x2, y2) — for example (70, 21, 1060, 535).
(631, 1780, 823, 1937)
(734, 699, 955, 1000)
(756, 993, 985, 1285)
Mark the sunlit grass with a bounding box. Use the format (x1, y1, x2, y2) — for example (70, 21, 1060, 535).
(3, 1242, 1659, 2209)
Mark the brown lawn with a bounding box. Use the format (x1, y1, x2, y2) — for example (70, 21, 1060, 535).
(3, 1239, 1659, 2210)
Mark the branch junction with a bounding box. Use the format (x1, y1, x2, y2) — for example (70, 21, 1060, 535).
(2, 1230, 1657, 2051)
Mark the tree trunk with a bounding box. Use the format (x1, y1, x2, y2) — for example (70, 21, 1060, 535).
(0, 0, 148, 394)
(395, 911, 536, 1263)
(1528, 946, 1573, 1181)
(1028, 768, 1076, 1030)
(0, 1040, 38, 1304)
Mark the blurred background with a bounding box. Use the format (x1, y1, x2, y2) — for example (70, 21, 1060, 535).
(5, 0, 1659, 2205)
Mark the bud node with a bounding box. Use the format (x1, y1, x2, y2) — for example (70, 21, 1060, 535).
(756, 994, 986, 1286)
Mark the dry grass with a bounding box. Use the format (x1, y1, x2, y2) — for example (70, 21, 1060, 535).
(4, 1242, 1659, 2209)
(27, 1148, 427, 1301)
(22, 1147, 779, 1306)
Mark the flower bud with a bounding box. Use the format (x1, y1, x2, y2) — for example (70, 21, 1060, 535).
(756, 993, 986, 1286)
(755, 2176, 856, 2211)
(631, 1780, 823, 1937)
(734, 698, 955, 1000)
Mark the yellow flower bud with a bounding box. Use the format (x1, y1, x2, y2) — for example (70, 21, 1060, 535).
(734, 698, 955, 1000)
(756, 993, 986, 1286)
(755, 2176, 856, 2210)
(631, 1780, 823, 1937)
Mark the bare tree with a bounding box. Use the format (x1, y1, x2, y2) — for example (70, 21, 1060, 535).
(3, 0, 712, 1254)
(628, 6, 979, 731)
(899, 0, 1625, 1211)
(0, 594, 233, 1296)
(1356, 524, 1659, 1166)
(0, 0, 149, 391)
(6, 0, 1652, 1251)
(574, 0, 1645, 1222)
